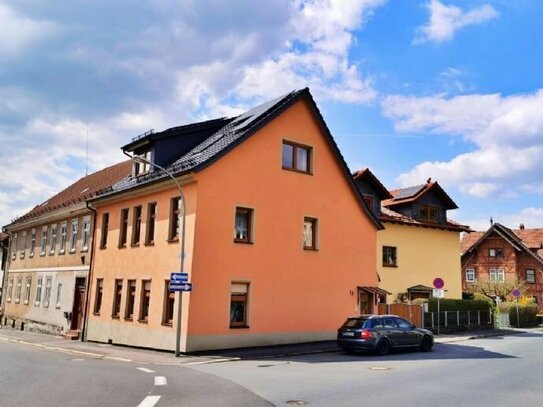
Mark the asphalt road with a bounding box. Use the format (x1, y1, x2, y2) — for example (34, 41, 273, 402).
(1, 332, 542, 406)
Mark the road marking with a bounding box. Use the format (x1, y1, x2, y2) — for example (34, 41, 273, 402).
(137, 395, 161, 407)
(137, 367, 155, 373)
(154, 376, 167, 386)
(181, 357, 239, 366)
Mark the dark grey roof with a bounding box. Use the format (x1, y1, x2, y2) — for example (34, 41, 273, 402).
(394, 184, 425, 200)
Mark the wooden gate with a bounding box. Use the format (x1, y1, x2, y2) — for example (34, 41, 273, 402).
(377, 303, 424, 328)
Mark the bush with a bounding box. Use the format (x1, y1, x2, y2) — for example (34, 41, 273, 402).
(498, 302, 538, 327)
(427, 298, 492, 312)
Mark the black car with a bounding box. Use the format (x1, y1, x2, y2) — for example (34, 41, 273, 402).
(337, 314, 434, 355)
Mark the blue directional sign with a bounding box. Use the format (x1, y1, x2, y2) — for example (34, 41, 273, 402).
(169, 282, 192, 292)
(171, 272, 188, 282)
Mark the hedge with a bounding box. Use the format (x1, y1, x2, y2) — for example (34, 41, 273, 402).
(427, 298, 492, 312)
(498, 302, 538, 327)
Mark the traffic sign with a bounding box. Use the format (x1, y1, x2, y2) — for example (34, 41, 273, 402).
(171, 272, 188, 282)
(169, 282, 192, 292)
(512, 289, 521, 298)
(433, 289, 444, 298)
(433, 278, 445, 289)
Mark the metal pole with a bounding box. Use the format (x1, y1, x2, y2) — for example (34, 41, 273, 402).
(516, 299, 520, 328)
(129, 156, 186, 357)
(437, 298, 440, 335)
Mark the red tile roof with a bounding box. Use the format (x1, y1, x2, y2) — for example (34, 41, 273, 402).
(383, 181, 458, 210)
(461, 226, 543, 257)
(460, 231, 484, 253)
(380, 207, 471, 232)
(7, 160, 131, 227)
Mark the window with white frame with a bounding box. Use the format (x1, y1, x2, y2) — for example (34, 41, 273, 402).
(49, 224, 57, 254)
(24, 276, 31, 305)
(489, 268, 505, 283)
(15, 276, 22, 303)
(59, 221, 67, 253)
(7, 278, 13, 302)
(35, 277, 43, 305)
(40, 226, 48, 256)
(55, 283, 62, 308)
(526, 269, 536, 284)
(30, 228, 36, 257)
(82, 216, 91, 251)
(43, 277, 52, 307)
(20, 231, 27, 259)
(466, 269, 476, 283)
(11, 233, 17, 260)
(70, 219, 79, 252)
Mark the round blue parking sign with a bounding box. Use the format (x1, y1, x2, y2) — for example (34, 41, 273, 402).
(433, 278, 445, 289)
(512, 289, 521, 298)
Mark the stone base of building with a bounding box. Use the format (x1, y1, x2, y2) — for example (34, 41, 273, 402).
(1, 315, 64, 336)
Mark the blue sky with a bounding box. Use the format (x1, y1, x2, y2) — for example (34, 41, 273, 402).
(0, 0, 541, 230)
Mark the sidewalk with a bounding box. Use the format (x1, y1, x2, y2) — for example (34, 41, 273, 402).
(0, 326, 539, 366)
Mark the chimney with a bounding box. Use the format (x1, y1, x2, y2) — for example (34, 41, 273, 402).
(519, 223, 525, 230)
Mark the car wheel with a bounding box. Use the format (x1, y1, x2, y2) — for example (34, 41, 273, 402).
(375, 339, 390, 356)
(420, 336, 433, 352)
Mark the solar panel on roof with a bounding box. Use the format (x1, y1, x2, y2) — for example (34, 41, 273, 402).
(394, 184, 425, 200)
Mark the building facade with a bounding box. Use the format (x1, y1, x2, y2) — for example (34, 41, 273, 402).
(354, 170, 470, 302)
(461, 222, 543, 310)
(85, 89, 383, 352)
(1, 162, 130, 337)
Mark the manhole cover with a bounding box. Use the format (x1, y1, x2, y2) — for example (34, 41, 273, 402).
(369, 366, 390, 371)
(286, 400, 309, 406)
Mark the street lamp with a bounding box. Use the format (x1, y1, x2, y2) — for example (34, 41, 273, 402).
(131, 155, 186, 357)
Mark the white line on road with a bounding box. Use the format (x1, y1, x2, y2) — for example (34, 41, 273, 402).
(154, 376, 167, 386)
(137, 367, 155, 373)
(137, 395, 161, 407)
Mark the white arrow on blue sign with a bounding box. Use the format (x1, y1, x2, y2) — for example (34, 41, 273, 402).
(169, 282, 192, 292)
(171, 272, 188, 282)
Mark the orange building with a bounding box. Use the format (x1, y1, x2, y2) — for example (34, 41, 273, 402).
(85, 89, 383, 352)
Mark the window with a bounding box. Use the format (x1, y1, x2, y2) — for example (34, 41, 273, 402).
(82, 216, 91, 251)
(35, 277, 43, 305)
(40, 226, 48, 256)
(100, 213, 109, 249)
(30, 228, 36, 257)
(139, 280, 151, 322)
(145, 203, 157, 245)
(43, 276, 52, 307)
(418, 205, 439, 223)
(234, 207, 253, 243)
(162, 280, 175, 325)
(23, 277, 31, 305)
(489, 248, 504, 258)
(125, 280, 136, 320)
(20, 231, 26, 259)
(362, 195, 374, 212)
(55, 283, 62, 308)
(6, 278, 13, 302)
(11, 233, 17, 260)
(59, 221, 67, 253)
(119, 209, 129, 247)
(49, 224, 57, 254)
(131, 206, 142, 246)
(466, 269, 476, 283)
(168, 198, 180, 241)
(526, 269, 535, 284)
(70, 219, 79, 252)
(383, 246, 397, 267)
(303, 217, 317, 250)
(282, 140, 311, 173)
(93, 278, 103, 315)
(489, 268, 505, 283)
(134, 150, 151, 176)
(230, 282, 249, 328)
(112, 279, 123, 318)
(15, 276, 22, 303)
(393, 317, 413, 329)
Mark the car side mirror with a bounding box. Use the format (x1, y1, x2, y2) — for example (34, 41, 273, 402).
(411, 324, 416, 330)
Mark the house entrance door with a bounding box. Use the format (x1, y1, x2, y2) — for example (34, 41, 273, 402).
(359, 290, 372, 314)
(71, 277, 86, 331)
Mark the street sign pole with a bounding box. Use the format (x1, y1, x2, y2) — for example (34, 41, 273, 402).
(433, 278, 445, 336)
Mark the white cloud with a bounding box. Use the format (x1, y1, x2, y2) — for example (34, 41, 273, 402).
(463, 207, 543, 232)
(414, 0, 498, 44)
(382, 90, 543, 198)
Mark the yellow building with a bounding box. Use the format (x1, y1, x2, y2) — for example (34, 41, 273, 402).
(353, 169, 471, 303)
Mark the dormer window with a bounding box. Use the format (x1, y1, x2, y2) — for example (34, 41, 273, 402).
(133, 150, 151, 176)
(418, 205, 439, 223)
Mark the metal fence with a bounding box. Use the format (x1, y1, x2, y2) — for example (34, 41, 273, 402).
(424, 309, 493, 333)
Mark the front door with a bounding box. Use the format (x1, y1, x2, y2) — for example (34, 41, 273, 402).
(71, 277, 86, 331)
(359, 291, 372, 314)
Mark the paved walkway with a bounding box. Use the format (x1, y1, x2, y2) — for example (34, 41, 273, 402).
(0, 326, 539, 366)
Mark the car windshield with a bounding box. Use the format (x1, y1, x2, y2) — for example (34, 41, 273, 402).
(342, 318, 367, 329)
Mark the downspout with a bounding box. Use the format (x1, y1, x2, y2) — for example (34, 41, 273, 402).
(80, 201, 97, 342)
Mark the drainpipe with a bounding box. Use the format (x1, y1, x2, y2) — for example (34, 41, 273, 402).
(80, 201, 97, 342)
